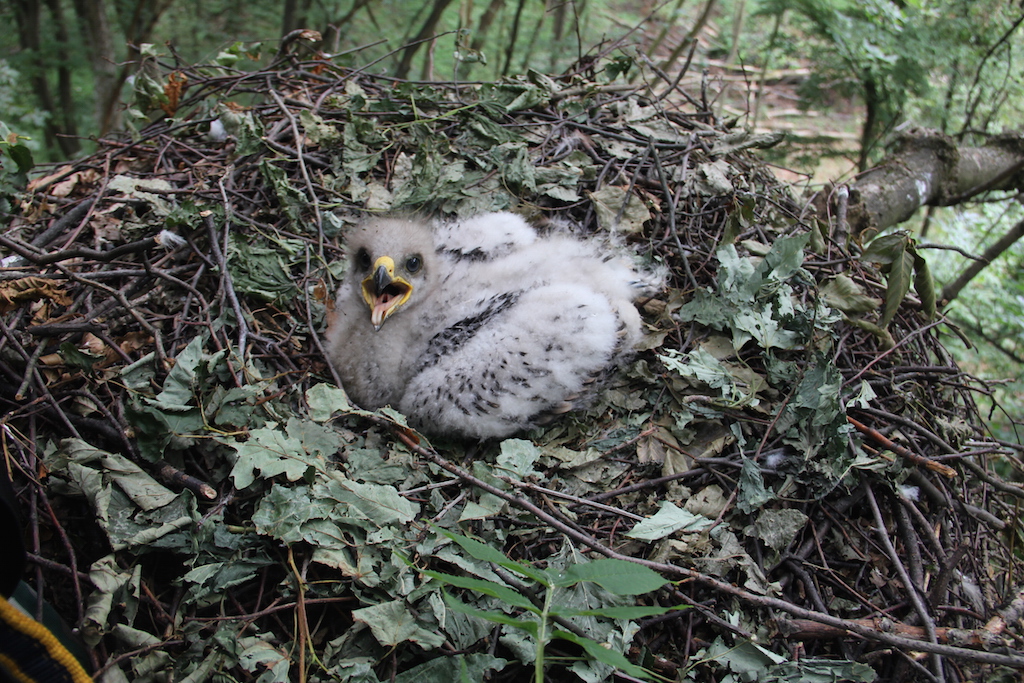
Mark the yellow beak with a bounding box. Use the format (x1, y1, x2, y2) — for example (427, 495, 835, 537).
(360, 256, 413, 330)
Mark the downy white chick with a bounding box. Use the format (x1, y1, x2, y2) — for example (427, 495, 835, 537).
(325, 212, 645, 439)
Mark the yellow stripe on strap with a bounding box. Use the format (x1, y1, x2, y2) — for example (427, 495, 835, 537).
(0, 596, 92, 683)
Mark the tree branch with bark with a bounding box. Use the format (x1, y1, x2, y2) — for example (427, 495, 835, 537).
(816, 128, 1024, 305)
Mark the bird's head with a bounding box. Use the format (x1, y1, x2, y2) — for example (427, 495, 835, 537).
(347, 219, 436, 331)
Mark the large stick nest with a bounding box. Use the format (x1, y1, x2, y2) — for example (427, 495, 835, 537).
(3, 53, 1023, 682)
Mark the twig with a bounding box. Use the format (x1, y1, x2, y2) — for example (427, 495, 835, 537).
(864, 481, 945, 682)
(384, 421, 1024, 668)
(503, 478, 644, 520)
(15, 341, 47, 401)
(848, 416, 957, 478)
(650, 141, 697, 291)
(29, 197, 98, 249)
(156, 461, 216, 500)
(204, 209, 247, 379)
(0, 233, 166, 266)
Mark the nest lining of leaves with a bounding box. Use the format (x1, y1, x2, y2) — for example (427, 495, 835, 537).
(3, 55, 1023, 682)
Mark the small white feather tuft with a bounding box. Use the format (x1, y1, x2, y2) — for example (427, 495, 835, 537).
(207, 118, 228, 142)
(897, 485, 920, 501)
(156, 230, 187, 249)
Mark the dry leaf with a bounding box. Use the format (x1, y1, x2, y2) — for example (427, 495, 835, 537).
(117, 332, 152, 355)
(161, 71, 188, 116)
(82, 333, 107, 356)
(50, 173, 80, 198)
(39, 353, 64, 367)
(636, 435, 665, 464)
(27, 164, 75, 193)
(0, 278, 73, 314)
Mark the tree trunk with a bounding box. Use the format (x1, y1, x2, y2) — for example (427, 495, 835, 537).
(282, 0, 315, 36)
(44, 0, 81, 156)
(470, 0, 506, 54)
(501, 0, 527, 76)
(72, 0, 121, 135)
(395, 0, 454, 79)
(117, 0, 177, 61)
(322, 0, 374, 54)
(100, 0, 176, 136)
(858, 75, 879, 173)
(11, 0, 80, 158)
(458, 0, 505, 78)
(814, 129, 1024, 305)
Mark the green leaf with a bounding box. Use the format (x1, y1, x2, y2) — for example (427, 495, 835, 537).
(216, 103, 264, 156)
(7, 143, 33, 174)
(913, 249, 936, 318)
(820, 274, 882, 314)
(437, 528, 552, 586)
(120, 352, 156, 391)
(252, 484, 324, 543)
(83, 555, 135, 647)
(300, 109, 341, 145)
(625, 501, 714, 541)
(764, 658, 877, 682)
(237, 638, 290, 681)
(227, 233, 303, 303)
(501, 82, 549, 111)
(588, 186, 652, 233)
(732, 307, 801, 350)
(747, 232, 809, 297)
(860, 232, 909, 265)
(442, 593, 540, 637)
(496, 438, 541, 479)
(182, 559, 271, 607)
(706, 637, 786, 676)
(61, 439, 177, 511)
(551, 629, 653, 680)
(227, 417, 340, 488)
(556, 558, 668, 595)
(490, 143, 536, 192)
(675, 288, 731, 328)
(420, 569, 538, 611)
(565, 604, 681, 620)
(880, 247, 915, 327)
(737, 457, 773, 514)
(148, 336, 208, 411)
(352, 599, 446, 649)
(214, 41, 260, 67)
(393, 654, 507, 683)
(306, 382, 383, 423)
(789, 359, 843, 428)
(334, 479, 418, 526)
(752, 509, 809, 552)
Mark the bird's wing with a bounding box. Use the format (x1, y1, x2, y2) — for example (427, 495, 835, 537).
(432, 212, 537, 261)
(399, 281, 628, 439)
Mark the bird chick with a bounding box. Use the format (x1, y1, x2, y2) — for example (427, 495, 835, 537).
(325, 212, 645, 439)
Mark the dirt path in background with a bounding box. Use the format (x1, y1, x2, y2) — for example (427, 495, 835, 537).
(632, 6, 862, 186)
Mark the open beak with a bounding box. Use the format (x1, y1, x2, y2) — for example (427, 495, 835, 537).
(360, 256, 413, 330)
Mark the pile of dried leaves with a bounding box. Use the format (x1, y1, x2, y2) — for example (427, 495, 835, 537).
(2, 47, 1024, 683)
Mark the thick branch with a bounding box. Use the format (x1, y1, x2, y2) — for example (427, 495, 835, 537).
(940, 217, 1024, 303)
(825, 130, 1024, 235)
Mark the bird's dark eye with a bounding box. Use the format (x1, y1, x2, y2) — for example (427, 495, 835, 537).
(405, 255, 422, 273)
(356, 248, 372, 271)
